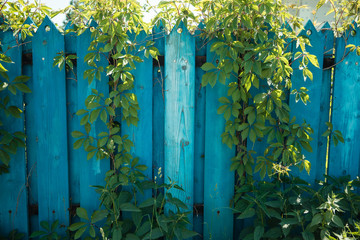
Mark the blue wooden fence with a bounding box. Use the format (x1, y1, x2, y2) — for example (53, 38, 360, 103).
(0, 17, 360, 239)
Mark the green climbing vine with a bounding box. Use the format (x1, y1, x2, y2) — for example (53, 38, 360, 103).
(0, 0, 60, 174)
(62, 0, 196, 239)
(2, 0, 360, 239)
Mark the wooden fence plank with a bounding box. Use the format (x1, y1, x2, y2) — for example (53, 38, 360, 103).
(121, 31, 153, 202)
(64, 22, 80, 211)
(164, 22, 195, 223)
(152, 21, 165, 187)
(22, 17, 39, 234)
(329, 23, 360, 178)
(31, 16, 69, 228)
(289, 21, 326, 184)
(76, 21, 109, 214)
(0, 26, 28, 237)
(204, 40, 235, 240)
(194, 22, 206, 239)
(318, 22, 334, 178)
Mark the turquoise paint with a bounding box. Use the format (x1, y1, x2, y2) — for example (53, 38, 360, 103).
(152, 22, 165, 187)
(194, 22, 206, 239)
(22, 17, 36, 54)
(329, 23, 360, 178)
(204, 40, 235, 240)
(164, 22, 195, 223)
(22, 17, 39, 234)
(0, 27, 28, 237)
(3, 18, 360, 239)
(121, 30, 153, 202)
(31, 16, 69, 228)
(289, 21, 326, 184)
(65, 22, 80, 207)
(76, 22, 109, 214)
(318, 22, 334, 179)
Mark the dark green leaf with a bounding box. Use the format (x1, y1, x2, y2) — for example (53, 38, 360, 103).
(14, 83, 31, 93)
(254, 225, 264, 240)
(237, 208, 255, 219)
(120, 203, 141, 212)
(40, 221, 50, 231)
(143, 228, 163, 240)
(91, 210, 108, 224)
(69, 222, 87, 231)
(302, 231, 315, 240)
(201, 62, 216, 71)
(332, 215, 344, 228)
(74, 226, 87, 239)
(76, 207, 89, 220)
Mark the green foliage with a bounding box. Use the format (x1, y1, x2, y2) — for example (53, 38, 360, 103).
(0, 0, 359, 239)
(59, 0, 196, 239)
(328, 222, 360, 239)
(0, 1, 42, 173)
(0, 229, 25, 240)
(68, 181, 196, 239)
(234, 175, 360, 240)
(191, 0, 321, 181)
(322, 122, 345, 147)
(29, 220, 67, 240)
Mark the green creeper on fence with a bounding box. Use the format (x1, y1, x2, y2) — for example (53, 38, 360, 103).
(2, 0, 360, 239)
(0, 0, 60, 174)
(61, 0, 197, 238)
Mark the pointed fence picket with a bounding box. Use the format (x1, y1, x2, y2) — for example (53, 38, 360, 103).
(289, 20, 327, 184)
(22, 17, 39, 235)
(164, 22, 196, 223)
(31, 16, 69, 228)
(204, 39, 236, 240)
(75, 19, 110, 217)
(152, 21, 166, 188)
(317, 22, 334, 178)
(194, 22, 206, 238)
(1, 18, 360, 239)
(0, 23, 28, 236)
(121, 30, 153, 202)
(329, 22, 360, 178)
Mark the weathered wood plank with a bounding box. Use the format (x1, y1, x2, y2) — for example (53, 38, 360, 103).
(152, 21, 165, 188)
(329, 22, 360, 178)
(0, 24, 28, 237)
(121, 30, 153, 202)
(64, 21, 80, 209)
(76, 21, 109, 214)
(31, 16, 69, 228)
(289, 20, 326, 184)
(22, 17, 39, 234)
(194, 22, 206, 239)
(204, 40, 235, 240)
(318, 22, 334, 179)
(164, 22, 195, 223)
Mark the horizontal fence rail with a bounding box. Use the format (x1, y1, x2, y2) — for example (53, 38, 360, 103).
(0, 16, 360, 239)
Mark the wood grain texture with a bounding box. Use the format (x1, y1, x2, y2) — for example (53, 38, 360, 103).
(289, 21, 326, 184)
(204, 40, 235, 240)
(164, 22, 195, 222)
(31, 16, 69, 228)
(194, 22, 206, 239)
(318, 22, 333, 178)
(76, 21, 109, 213)
(65, 22, 80, 208)
(329, 23, 360, 178)
(152, 22, 165, 187)
(121, 31, 153, 202)
(22, 17, 39, 234)
(0, 27, 28, 237)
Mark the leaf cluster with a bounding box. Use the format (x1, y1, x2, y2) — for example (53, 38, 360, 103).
(234, 175, 360, 240)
